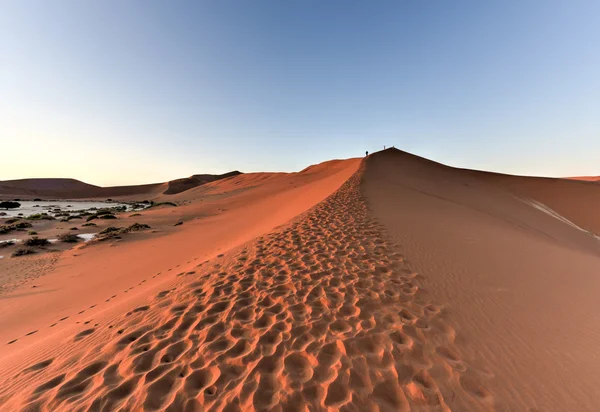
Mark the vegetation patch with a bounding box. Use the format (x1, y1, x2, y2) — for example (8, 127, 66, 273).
(24, 237, 50, 247)
(82, 222, 97, 227)
(0, 221, 33, 235)
(149, 201, 177, 208)
(99, 226, 120, 235)
(26, 213, 55, 221)
(96, 223, 151, 241)
(128, 223, 150, 231)
(58, 233, 80, 243)
(12, 247, 36, 257)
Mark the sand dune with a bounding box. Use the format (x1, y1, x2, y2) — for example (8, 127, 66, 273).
(1, 150, 599, 411)
(567, 176, 600, 182)
(0, 171, 243, 201)
(363, 148, 600, 410)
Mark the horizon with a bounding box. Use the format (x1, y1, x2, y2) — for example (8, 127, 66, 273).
(0, 147, 596, 188)
(2, 1, 599, 186)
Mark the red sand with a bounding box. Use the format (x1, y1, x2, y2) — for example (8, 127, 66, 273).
(1, 150, 599, 411)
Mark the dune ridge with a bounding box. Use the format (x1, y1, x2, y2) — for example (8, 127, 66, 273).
(0, 160, 492, 411)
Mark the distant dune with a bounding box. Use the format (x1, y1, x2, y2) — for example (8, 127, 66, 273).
(1, 150, 599, 411)
(0, 172, 243, 201)
(567, 175, 600, 182)
(163, 171, 242, 195)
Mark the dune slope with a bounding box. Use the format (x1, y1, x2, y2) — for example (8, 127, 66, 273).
(1, 160, 491, 411)
(362, 148, 600, 411)
(2, 150, 599, 411)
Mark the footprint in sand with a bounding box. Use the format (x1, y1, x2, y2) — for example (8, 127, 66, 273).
(73, 328, 96, 342)
(24, 358, 54, 373)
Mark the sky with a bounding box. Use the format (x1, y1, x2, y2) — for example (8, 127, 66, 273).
(1, 1, 599, 186)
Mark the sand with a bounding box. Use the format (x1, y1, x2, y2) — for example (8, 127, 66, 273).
(1, 149, 599, 411)
(363, 149, 600, 410)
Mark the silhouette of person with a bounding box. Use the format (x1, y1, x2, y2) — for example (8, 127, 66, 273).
(365, 151, 368, 156)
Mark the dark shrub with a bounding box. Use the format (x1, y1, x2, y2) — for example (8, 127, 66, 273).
(14, 221, 32, 229)
(0, 201, 21, 209)
(99, 227, 120, 235)
(33, 198, 42, 201)
(174, 221, 183, 226)
(24, 237, 50, 247)
(0, 221, 33, 235)
(86, 215, 97, 222)
(128, 223, 150, 231)
(28, 230, 37, 235)
(0, 240, 15, 248)
(5, 218, 20, 224)
(26, 213, 55, 220)
(58, 233, 80, 243)
(82, 222, 97, 227)
(12, 247, 36, 257)
(130, 213, 141, 217)
(96, 210, 113, 216)
(150, 201, 177, 208)
(99, 214, 117, 219)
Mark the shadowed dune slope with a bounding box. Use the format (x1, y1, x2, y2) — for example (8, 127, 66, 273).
(362, 148, 600, 411)
(465, 170, 600, 235)
(163, 172, 243, 195)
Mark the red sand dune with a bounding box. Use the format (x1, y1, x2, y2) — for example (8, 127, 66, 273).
(0, 172, 243, 200)
(567, 176, 600, 182)
(1, 150, 599, 411)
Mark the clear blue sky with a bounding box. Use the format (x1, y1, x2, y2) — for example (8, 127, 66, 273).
(1, 1, 599, 185)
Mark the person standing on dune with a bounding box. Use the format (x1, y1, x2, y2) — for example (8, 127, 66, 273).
(366, 151, 369, 156)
